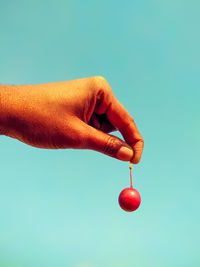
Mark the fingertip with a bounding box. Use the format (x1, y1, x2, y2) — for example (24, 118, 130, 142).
(131, 148, 144, 164)
(131, 155, 141, 164)
(130, 140, 144, 164)
(116, 146, 134, 161)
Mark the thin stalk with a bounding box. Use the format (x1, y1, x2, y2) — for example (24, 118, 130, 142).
(129, 162, 133, 188)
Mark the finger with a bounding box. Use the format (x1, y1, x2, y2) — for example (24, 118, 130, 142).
(82, 122, 134, 162)
(92, 77, 143, 163)
(106, 97, 144, 164)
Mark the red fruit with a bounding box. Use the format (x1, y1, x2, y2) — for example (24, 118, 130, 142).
(118, 188, 141, 212)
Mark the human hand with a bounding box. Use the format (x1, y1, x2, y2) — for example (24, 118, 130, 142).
(0, 77, 143, 163)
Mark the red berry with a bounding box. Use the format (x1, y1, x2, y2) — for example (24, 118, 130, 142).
(118, 188, 141, 212)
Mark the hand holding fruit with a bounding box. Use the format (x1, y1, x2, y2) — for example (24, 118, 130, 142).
(0, 76, 143, 163)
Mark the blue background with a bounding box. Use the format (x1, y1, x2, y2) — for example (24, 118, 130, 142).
(0, 0, 200, 266)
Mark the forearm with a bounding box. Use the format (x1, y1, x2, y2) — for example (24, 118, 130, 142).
(0, 85, 16, 135)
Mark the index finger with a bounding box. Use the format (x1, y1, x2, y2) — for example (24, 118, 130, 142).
(106, 96, 144, 164)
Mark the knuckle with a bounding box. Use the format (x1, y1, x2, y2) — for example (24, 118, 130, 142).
(94, 76, 107, 83)
(92, 76, 112, 93)
(103, 136, 123, 157)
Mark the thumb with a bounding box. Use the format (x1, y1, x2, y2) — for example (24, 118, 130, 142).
(83, 124, 134, 161)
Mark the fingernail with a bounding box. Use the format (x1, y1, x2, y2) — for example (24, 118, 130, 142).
(116, 146, 133, 161)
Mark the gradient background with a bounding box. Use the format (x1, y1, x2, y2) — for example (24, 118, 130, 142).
(0, 1, 200, 267)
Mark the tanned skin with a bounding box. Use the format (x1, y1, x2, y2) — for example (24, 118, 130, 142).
(0, 76, 143, 163)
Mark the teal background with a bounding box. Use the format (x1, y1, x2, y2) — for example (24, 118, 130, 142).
(0, 0, 200, 266)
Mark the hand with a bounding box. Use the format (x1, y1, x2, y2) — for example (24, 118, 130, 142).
(0, 77, 144, 163)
